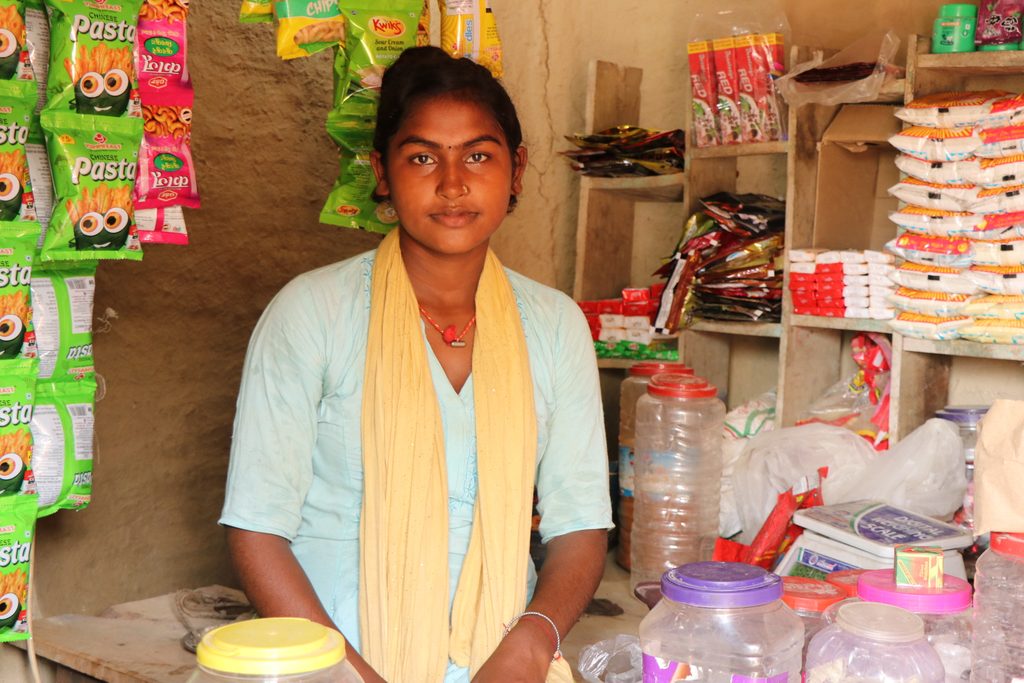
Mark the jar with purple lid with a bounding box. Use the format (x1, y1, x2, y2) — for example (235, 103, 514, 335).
(639, 561, 803, 682)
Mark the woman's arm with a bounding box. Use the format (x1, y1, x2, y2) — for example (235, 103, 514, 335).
(226, 527, 384, 683)
(471, 528, 608, 682)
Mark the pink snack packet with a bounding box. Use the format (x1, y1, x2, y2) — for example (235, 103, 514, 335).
(135, 89, 199, 210)
(687, 39, 720, 147)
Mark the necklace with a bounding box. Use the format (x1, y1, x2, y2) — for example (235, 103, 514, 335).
(418, 306, 476, 348)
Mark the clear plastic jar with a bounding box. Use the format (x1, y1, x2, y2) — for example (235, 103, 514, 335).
(856, 570, 973, 683)
(806, 602, 945, 683)
(781, 577, 846, 662)
(186, 618, 362, 683)
(640, 562, 803, 682)
(616, 362, 693, 570)
(631, 373, 725, 590)
(971, 533, 1024, 682)
(825, 569, 868, 599)
(934, 405, 988, 531)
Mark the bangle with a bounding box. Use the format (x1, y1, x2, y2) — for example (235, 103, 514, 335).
(502, 611, 563, 662)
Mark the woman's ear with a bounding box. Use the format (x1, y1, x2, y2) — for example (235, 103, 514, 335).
(511, 145, 528, 196)
(370, 150, 390, 198)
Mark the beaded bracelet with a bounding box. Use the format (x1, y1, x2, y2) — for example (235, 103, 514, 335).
(502, 611, 563, 662)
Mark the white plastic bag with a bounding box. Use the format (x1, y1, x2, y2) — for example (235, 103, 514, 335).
(721, 390, 777, 538)
(578, 635, 642, 683)
(775, 30, 900, 107)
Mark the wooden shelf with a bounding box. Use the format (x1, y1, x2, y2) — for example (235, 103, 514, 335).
(596, 358, 637, 369)
(789, 314, 893, 334)
(901, 337, 1024, 362)
(688, 319, 783, 338)
(580, 173, 685, 202)
(915, 49, 1024, 75)
(689, 140, 788, 159)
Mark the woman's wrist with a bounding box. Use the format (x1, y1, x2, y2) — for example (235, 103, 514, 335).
(506, 616, 558, 667)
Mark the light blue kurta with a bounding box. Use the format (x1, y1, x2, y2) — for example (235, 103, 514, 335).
(220, 250, 612, 681)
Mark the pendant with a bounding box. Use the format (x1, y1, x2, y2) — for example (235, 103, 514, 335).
(449, 340, 467, 348)
(442, 325, 458, 344)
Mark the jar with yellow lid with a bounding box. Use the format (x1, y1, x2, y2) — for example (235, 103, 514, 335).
(186, 618, 363, 682)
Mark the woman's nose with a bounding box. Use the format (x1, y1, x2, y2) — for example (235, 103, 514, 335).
(437, 163, 469, 201)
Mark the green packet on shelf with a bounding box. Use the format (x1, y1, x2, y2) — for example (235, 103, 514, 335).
(0, 492, 38, 643)
(0, 221, 39, 361)
(30, 263, 96, 381)
(40, 110, 143, 262)
(0, 358, 37, 498)
(594, 340, 679, 361)
(320, 113, 398, 233)
(31, 378, 95, 517)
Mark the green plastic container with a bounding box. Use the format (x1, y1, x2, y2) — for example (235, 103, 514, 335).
(979, 42, 1021, 51)
(932, 3, 978, 53)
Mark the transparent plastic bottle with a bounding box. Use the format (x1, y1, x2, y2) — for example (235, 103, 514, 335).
(806, 602, 945, 682)
(616, 362, 693, 570)
(934, 405, 988, 532)
(631, 373, 725, 591)
(971, 532, 1024, 682)
(640, 562, 803, 683)
(780, 576, 845, 664)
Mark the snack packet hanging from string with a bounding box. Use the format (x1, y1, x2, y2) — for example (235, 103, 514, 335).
(137, 3, 190, 91)
(0, 359, 37, 498)
(135, 205, 186, 244)
(320, 112, 399, 232)
(31, 378, 95, 516)
(22, 0, 46, 111)
(30, 263, 95, 381)
(416, 0, 429, 47)
(0, 0, 32, 81)
(140, 0, 187, 22)
(438, 0, 503, 79)
(40, 110, 143, 261)
(239, 0, 272, 23)
(42, 0, 143, 117)
(0, 491, 37, 642)
(0, 221, 38, 361)
(24, 119, 50, 246)
(136, 100, 198, 210)
(273, 0, 346, 60)
(0, 79, 36, 222)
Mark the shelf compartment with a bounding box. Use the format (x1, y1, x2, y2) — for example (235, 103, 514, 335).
(689, 141, 788, 159)
(580, 173, 685, 202)
(596, 358, 637, 370)
(789, 314, 892, 334)
(915, 50, 1024, 75)
(687, 320, 783, 338)
(900, 337, 1024, 362)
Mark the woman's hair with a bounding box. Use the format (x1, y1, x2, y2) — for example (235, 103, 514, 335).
(373, 46, 524, 208)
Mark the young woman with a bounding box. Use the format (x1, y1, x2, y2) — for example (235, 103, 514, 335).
(220, 46, 612, 683)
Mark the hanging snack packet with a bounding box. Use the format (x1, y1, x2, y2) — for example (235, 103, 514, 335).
(888, 177, 979, 212)
(895, 154, 979, 186)
(688, 40, 720, 148)
(888, 126, 979, 162)
(273, 0, 346, 60)
(23, 0, 46, 111)
(135, 205, 186, 244)
(29, 263, 94, 381)
(30, 378, 94, 516)
(896, 91, 1011, 128)
(438, 0, 502, 79)
(239, 0, 272, 23)
(416, 0, 429, 47)
(24, 120, 50, 245)
(889, 205, 986, 238)
(139, 0, 187, 22)
(0, 492, 37, 642)
(0, 359, 37, 498)
(0, 79, 36, 222)
(135, 100, 197, 210)
(40, 110, 143, 261)
(0, 221, 37, 361)
(137, 8, 189, 92)
(42, 0, 143, 117)
(888, 262, 980, 294)
(0, 0, 31, 81)
(320, 113, 399, 232)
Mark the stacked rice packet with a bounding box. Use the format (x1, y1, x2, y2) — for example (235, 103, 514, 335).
(788, 249, 895, 319)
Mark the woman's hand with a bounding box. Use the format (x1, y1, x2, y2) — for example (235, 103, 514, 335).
(471, 619, 553, 683)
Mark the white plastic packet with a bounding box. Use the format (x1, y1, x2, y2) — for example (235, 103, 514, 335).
(888, 177, 980, 212)
(889, 125, 979, 162)
(896, 90, 1011, 128)
(895, 154, 979, 186)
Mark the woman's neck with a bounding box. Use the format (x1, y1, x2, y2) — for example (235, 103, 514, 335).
(399, 231, 486, 312)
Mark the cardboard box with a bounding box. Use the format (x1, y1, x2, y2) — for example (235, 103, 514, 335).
(812, 104, 902, 251)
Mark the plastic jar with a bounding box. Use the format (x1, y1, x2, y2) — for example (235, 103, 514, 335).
(932, 4, 978, 53)
(934, 405, 988, 531)
(825, 569, 868, 599)
(971, 533, 1024, 682)
(186, 618, 363, 683)
(631, 373, 725, 590)
(806, 602, 945, 682)
(857, 570, 973, 683)
(639, 562, 803, 682)
(616, 362, 693, 570)
(781, 577, 845, 659)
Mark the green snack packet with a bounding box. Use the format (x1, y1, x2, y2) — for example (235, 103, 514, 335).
(40, 110, 143, 261)
(319, 113, 398, 232)
(30, 263, 95, 380)
(0, 79, 36, 222)
(42, 0, 143, 117)
(0, 0, 32, 81)
(0, 220, 38, 360)
(0, 358, 38, 498)
(0, 491, 37, 642)
(32, 377, 95, 517)
(239, 0, 273, 23)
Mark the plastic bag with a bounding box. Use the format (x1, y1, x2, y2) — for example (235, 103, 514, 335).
(578, 635, 642, 683)
(776, 30, 900, 107)
(720, 390, 776, 538)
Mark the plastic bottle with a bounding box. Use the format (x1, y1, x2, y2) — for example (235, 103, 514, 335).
(932, 4, 979, 53)
(781, 576, 845, 662)
(806, 602, 945, 682)
(639, 562, 803, 683)
(934, 405, 988, 533)
(971, 532, 1024, 682)
(857, 569, 973, 683)
(186, 618, 363, 683)
(616, 362, 693, 570)
(630, 373, 725, 590)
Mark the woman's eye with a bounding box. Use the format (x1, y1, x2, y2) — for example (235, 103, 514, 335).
(467, 152, 489, 164)
(410, 154, 434, 165)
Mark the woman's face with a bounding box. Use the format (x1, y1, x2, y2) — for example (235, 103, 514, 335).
(371, 96, 527, 259)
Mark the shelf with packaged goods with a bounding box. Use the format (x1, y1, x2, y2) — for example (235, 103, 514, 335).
(688, 140, 789, 159)
(687, 319, 783, 338)
(915, 46, 1024, 76)
(580, 173, 685, 202)
(900, 338, 1024, 363)
(788, 315, 892, 335)
(595, 358, 639, 370)
(907, 34, 1024, 98)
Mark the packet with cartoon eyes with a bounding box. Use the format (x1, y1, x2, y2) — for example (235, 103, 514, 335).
(42, 0, 143, 118)
(39, 110, 143, 261)
(0, 221, 38, 361)
(0, 0, 32, 82)
(31, 377, 95, 517)
(0, 79, 36, 223)
(0, 359, 38, 499)
(0, 491, 38, 643)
